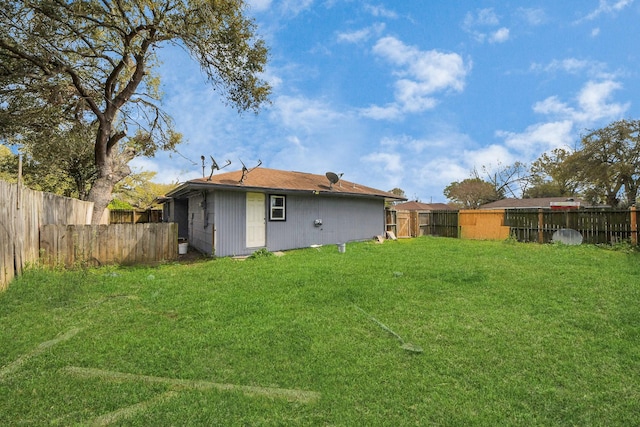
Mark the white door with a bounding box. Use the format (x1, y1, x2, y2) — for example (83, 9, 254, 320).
(246, 192, 266, 247)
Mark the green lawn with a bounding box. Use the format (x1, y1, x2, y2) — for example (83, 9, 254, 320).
(1, 237, 639, 426)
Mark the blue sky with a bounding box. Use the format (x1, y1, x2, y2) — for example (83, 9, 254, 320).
(134, 0, 640, 202)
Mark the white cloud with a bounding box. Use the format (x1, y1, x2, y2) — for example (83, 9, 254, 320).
(418, 158, 468, 188)
(530, 57, 614, 80)
(280, 0, 314, 17)
(272, 95, 347, 132)
(495, 78, 629, 164)
(337, 23, 385, 44)
(516, 8, 546, 26)
(574, 80, 629, 122)
(129, 157, 200, 184)
(464, 8, 499, 27)
(364, 4, 398, 19)
(365, 36, 469, 118)
(577, 0, 634, 22)
(286, 135, 304, 150)
(359, 103, 402, 121)
(380, 134, 452, 153)
(247, 0, 272, 13)
(489, 27, 510, 43)
(464, 144, 517, 171)
(541, 58, 591, 74)
(361, 152, 403, 173)
(531, 80, 628, 124)
(497, 121, 575, 158)
(591, 27, 601, 37)
(464, 8, 509, 43)
(533, 96, 575, 116)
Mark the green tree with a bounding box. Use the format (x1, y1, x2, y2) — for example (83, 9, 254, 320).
(2, 126, 98, 198)
(111, 171, 176, 209)
(0, 0, 270, 223)
(388, 187, 406, 198)
(444, 178, 499, 209)
(570, 119, 640, 206)
(524, 148, 581, 198)
(0, 144, 13, 182)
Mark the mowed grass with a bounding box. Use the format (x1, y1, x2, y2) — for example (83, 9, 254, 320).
(1, 237, 639, 426)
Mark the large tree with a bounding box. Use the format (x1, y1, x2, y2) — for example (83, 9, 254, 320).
(444, 178, 500, 209)
(524, 148, 581, 198)
(571, 119, 640, 206)
(0, 0, 270, 223)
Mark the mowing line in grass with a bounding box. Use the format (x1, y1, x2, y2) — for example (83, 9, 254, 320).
(88, 390, 179, 427)
(0, 327, 82, 381)
(63, 366, 321, 404)
(354, 305, 423, 353)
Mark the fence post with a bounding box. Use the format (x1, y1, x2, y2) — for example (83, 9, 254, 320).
(631, 205, 638, 246)
(538, 209, 544, 244)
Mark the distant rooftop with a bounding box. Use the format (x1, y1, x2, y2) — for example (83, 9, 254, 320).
(394, 201, 455, 211)
(480, 197, 589, 210)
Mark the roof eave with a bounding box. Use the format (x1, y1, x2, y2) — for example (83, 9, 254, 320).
(165, 181, 405, 201)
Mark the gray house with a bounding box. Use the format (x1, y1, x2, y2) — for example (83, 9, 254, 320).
(163, 168, 406, 257)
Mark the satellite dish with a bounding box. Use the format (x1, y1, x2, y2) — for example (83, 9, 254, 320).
(239, 159, 262, 183)
(552, 228, 583, 245)
(325, 172, 343, 189)
(207, 156, 231, 181)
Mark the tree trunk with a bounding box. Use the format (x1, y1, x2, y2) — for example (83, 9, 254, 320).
(87, 175, 114, 225)
(87, 124, 134, 224)
(87, 159, 132, 224)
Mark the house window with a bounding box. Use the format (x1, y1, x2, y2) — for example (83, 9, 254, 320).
(269, 195, 286, 221)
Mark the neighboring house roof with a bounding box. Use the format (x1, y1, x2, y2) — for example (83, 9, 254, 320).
(480, 197, 587, 210)
(394, 201, 455, 211)
(166, 168, 407, 201)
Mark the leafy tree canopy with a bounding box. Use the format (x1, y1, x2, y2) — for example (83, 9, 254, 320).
(444, 178, 499, 209)
(111, 171, 176, 209)
(524, 148, 581, 199)
(0, 0, 270, 223)
(570, 119, 640, 207)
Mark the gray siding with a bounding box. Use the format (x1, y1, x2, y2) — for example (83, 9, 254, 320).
(183, 189, 386, 257)
(213, 191, 249, 257)
(266, 194, 385, 252)
(187, 192, 214, 255)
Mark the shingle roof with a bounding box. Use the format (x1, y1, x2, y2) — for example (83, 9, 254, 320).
(480, 197, 587, 209)
(394, 201, 455, 211)
(166, 168, 406, 201)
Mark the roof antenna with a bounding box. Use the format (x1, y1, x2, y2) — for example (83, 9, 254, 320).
(325, 171, 343, 189)
(201, 155, 206, 178)
(207, 156, 231, 181)
(240, 159, 262, 183)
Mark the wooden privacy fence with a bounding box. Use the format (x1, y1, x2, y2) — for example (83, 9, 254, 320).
(40, 223, 178, 267)
(1, 180, 180, 291)
(109, 209, 163, 224)
(0, 180, 93, 290)
(389, 209, 459, 238)
(505, 208, 638, 245)
(458, 210, 511, 240)
(415, 206, 639, 245)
